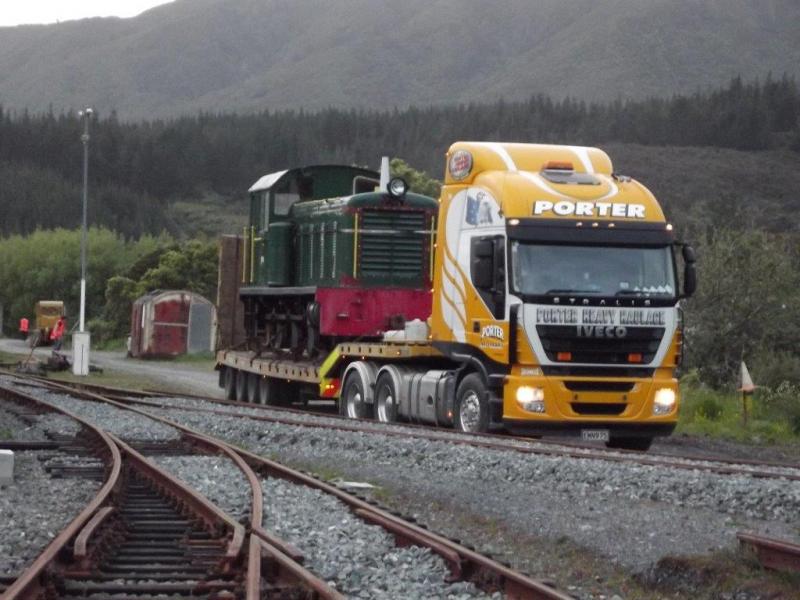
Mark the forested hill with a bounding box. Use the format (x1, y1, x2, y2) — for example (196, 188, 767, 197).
(0, 0, 799, 119)
(1, 77, 798, 239)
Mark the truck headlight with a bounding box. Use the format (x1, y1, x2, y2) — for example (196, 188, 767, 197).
(653, 388, 676, 415)
(516, 386, 545, 413)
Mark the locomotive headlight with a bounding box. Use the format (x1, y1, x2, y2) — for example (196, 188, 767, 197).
(388, 177, 409, 198)
(653, 388, 676, 415)
(516, 386, 545, 413)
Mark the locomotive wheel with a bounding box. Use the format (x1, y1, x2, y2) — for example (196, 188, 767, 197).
(272, 322, 288, 350)
(235, 369, 249, 402)
(340, 362, 376, 419)
(223, 367, 237, 400)
(290, 321, 305, 354)
(455, 373, 490, 433)
(306, 324, 320, 358)
(374, 367, 403, 423)
(246, 373, 260, 403)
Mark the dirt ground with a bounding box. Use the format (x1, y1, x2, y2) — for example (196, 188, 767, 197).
(0, 337, 223, 398)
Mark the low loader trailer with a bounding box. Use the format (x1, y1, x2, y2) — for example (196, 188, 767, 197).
(217, 142, 696, 451)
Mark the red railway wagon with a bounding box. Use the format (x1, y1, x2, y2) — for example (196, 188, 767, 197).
(129, 290, 216, 358)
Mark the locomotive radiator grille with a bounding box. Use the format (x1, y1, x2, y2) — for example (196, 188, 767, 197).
(359, 210, 428, 279)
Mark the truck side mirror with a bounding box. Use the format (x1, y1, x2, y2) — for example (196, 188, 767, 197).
(681, 244, 696, 297)
(683, 263, 697, 297)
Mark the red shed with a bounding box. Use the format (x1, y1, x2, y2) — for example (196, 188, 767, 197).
(129, 290, 216, 358)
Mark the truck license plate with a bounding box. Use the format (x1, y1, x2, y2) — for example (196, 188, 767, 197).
(581, 429, 610, 442)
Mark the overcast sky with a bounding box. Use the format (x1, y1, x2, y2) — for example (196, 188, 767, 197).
(0, 1, 175, 27)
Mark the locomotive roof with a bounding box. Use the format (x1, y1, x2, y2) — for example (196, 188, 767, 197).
(248, 164, 379, 198)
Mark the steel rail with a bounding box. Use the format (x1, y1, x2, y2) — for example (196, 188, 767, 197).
(737, 532, 800, 573)
(59, 373, 800, 476)
(17, 373, 799, 476)
(0, 385, 122, 600)
(104, 390, 800, 483)
(26, 375, 570, 599)
(10, 376, 354, 599)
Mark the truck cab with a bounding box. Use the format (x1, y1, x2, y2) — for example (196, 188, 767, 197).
(429, 142, 695, 449)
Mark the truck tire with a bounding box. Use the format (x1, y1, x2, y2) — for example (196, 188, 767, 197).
(606, 436, 653, 452)
(455, 373, 490, 433)
(223, 367, 237, 400)
(374, 365, 407, 423)
(340, 363, 375, 419)
(246, 373, 260, 403)
(235, 369, 248, 402)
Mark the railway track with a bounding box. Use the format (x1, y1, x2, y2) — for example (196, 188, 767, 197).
(0, 384, 343, 600)
(51, 377, 800, 483)
(1, 375, 574, 599)
(30, 376, 800, 580)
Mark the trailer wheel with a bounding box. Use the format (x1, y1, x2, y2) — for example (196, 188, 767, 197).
(606, 436, 653, 452)
(374, 367, 404, 423)
(235, 369, 248, 402)
(455, 373, 490, 433)
(223, 367, 237, 400)
(255, 377, 277, 405)
(246, 373, 260, 403)
(340, 365, 373, 419)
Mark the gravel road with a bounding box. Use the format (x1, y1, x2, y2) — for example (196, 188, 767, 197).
(0, 338, 222, 398)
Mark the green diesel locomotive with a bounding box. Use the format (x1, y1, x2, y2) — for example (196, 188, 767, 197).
(240, 164, 438, 357)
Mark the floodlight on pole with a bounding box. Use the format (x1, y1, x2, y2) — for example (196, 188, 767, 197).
(73, 108, 93, 376)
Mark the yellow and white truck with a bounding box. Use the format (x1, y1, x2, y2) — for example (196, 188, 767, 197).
(217, 142, 695, 450)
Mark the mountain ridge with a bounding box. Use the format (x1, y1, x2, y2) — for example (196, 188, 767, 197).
(0, 0, 798, 119)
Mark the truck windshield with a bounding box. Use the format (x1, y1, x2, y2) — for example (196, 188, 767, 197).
(511, 242, 676, 299)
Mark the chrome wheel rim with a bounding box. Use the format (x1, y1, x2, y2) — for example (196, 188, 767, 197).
(459, 391, 481, 431)
(347, 389, 362, 419)
(377, 389, 394, 422)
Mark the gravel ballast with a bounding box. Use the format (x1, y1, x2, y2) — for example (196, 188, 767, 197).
(7, 379, 800, 595)
(261, 476, 496, 599)
(1, 382, 180, 442)
(149, 455, 251, 522)
(146, 395, 800, 479)
(148, 405, 800, 574)
(0, 452, 100, 577)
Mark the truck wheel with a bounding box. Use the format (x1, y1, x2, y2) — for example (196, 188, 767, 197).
(455, 373, 490, 433)
(223, 367, 237, 400)
(340, 366, 372, 419)
(235, 369, 248, 402)
(606, 436, 653, 452)
(375, 365, 401, 423)
(246, 373, 260, 403)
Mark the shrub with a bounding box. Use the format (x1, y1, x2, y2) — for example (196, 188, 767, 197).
(759, 382, 800, 434)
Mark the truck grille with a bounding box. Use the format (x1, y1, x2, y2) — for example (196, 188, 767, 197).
(360, 210, 427, 278)
(537, 325, 664, 365)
